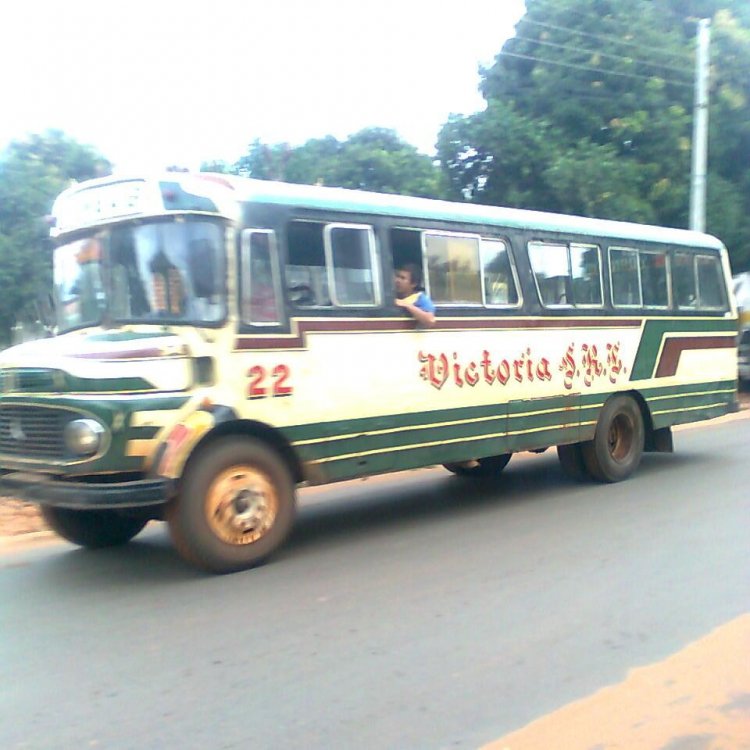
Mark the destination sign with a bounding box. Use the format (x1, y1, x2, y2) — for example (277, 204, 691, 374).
(51, 180, 159, 235)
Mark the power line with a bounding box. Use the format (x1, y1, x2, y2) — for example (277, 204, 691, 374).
(498, 81, 683, 105)
(521, 18, 692, 65)
(511, 34, 693, 80)
(497, 50, 693, 88)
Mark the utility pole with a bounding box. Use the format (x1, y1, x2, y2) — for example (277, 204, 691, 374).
(689, 18, 711, 232)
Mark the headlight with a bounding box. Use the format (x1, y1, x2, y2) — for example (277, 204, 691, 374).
(64, 419, 105, 457)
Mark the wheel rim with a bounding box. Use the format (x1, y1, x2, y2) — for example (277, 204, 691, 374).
(204, 464, 279, 545)
(607, 413, 634, 462)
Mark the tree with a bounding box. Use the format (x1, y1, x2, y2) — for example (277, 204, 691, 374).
(0, 131, 110, 345)
(437, 0, 750, 270)
(224, 128, 446, 199)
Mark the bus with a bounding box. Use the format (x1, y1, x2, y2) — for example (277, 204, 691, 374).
(0, 173, 738, 572)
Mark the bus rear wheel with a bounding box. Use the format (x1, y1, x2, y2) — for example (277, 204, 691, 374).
(40, 506, 147, 548)
(166, 437, 296, 574)
(443, 453, 511, 478)
(581, 395, 645, 482)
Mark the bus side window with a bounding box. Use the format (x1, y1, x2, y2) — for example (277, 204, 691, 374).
(529, 242, 571, 306)
(286, 221, 331, 307)
(424, 232, 482, 305)
(610, 247, 642, 307)
(241, 230, 282, 325)
(673, 252, 698, 308)
(390, 227, 425, 284)
(481, 238, 520, 306)
(570, 244, 602, 306)
(696, 255, 727, 309)
(639, 251, 669, 308)
(325, 224, 380, 306)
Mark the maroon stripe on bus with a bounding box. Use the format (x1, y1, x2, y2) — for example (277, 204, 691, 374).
(655, 335, 737, 377)
(69, 348, 167, 359)
(234, 317, 642, 350)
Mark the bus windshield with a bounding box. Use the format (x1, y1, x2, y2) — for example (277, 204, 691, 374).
(53, 219, 226, 331)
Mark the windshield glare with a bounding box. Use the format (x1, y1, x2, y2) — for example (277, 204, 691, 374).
(54, 219, 226, 331)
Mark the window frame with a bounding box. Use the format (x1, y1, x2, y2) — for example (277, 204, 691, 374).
(323, 222, 381, 308)
(529, 240, 604, 309)
(609, 246, 643, 309)
(528, 241, 571, 308)
(695, 253, 728, 311)
(569, 242, 604, 309)
(420, 229, 484, 307)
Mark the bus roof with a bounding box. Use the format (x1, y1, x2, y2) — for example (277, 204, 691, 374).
(221, 174, 724, 251)
(54, 172, 724, 252)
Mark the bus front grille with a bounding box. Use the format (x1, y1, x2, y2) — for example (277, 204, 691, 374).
(0, 406, 76, 460)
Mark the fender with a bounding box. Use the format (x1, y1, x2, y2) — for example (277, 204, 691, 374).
(155, 404, 238, 479)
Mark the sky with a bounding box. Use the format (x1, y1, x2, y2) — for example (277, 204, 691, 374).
(0, 0, 525, 172)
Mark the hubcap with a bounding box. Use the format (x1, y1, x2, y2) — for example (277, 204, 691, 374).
(205, 465, 278, 545)
(608, 414, 633, 462)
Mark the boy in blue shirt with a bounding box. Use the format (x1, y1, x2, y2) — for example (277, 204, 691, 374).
(394, 263, 435, 327)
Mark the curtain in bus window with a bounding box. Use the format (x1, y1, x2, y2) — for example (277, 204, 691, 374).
(570, 244, 602, 306)
(639, 251, 669, 308)
(696, 256, 726, 309)
(481, 239, 518, 305)
(424, 234, 481, 304)
(528, 242, 570, 306)
(673, 252, 698, 308)
(610, 248, 641, 306)
(328, 226, 376, 306)
(110, 226, 150, 318)
(245, 232, 280, 323)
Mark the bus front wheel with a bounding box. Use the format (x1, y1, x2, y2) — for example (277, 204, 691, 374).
(443, 453, 511, 478)
(581, 395, 645, 482)
(40, 506, 147, 548)
(166, 437, 296, 573)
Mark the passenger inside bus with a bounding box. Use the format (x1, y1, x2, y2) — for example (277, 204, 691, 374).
(394, 263, 436, 327)
(110, 228, 151, 318)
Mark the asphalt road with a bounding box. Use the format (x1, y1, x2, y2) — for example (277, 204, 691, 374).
(2, 416, 749, 750)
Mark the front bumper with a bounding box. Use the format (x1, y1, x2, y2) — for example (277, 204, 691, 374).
(0, 471, 173, 510)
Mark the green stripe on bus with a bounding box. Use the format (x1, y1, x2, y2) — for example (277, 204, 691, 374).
(289, 381, 735, 465)
(283, 380, 735, 447)
(629, 319, 737, 381)
(66, 375, 158, 393)
(85, 331, 174, 342)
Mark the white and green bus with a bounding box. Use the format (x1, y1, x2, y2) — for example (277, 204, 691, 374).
(0, 173, 738, 571)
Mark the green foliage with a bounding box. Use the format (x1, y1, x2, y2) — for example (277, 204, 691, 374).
(0, 131, 110, 345)
(437, 103, 561, 209)
(223, 128, 446, 199)
(439, 0, 750, 271)
(544, 139, 656, 222)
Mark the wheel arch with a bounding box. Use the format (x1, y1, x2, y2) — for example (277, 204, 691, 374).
(600, 388, 670, 453)
(620, 388, 664, 452)
(181, 418, 305, 487)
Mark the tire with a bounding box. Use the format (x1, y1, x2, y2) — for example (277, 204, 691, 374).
(557, 442, 588, 482)
(443, 453, 512, 478)
(166, 437, 296, 574)
(581, 395, 645, 483)
(40, 506, 147, 548)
